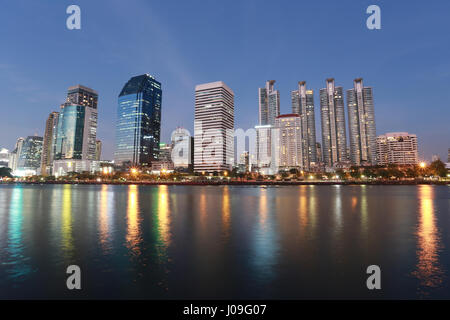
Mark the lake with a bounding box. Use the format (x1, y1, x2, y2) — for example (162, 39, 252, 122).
(0, 184, 449, 299)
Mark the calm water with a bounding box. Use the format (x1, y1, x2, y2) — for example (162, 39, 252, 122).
(0, 184, 449, 299)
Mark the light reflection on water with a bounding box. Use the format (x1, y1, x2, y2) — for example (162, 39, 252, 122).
(412, 185, 445, 296)
(0, 184, 448, 299)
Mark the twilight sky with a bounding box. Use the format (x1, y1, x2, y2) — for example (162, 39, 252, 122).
(0, 0, 449, 161)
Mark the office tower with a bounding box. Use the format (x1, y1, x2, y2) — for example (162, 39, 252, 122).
(258, 80, 280, 126)
(320, 78, 347, 167)
(159, 143, 172, 162)
(66, 85, 98, 109)
(238, 151, 249, 173)
(194, 81, 234, 172)
(0, 148, 10, 168)
(291, 81, 317, 170)
(54, 85, 98, 161)
(9, 137, 25, 172)
(16, 135, 43, 176)
(171, 127, 194, 170)
(347, 78, 377, 166)
(376, 132, 418, 165)
(40, 111, 59, 175)
(275, 114, 303, 169)
(95, 140, 102, 161)
(448, 148, 450, 163)
(114, 74, 162, 167)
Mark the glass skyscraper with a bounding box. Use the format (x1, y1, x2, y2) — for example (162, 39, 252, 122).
(114, 74, 162, 167)
(17, 135, 43, 175)
(258, 80, 280, 126)
(54, 85, 98, 161)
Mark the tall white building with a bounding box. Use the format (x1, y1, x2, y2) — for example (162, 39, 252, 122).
(194, 81, 234, 173)
(259, 80, 280, 126)
(275, 114, 303, 170)
(347, 78, 377, 166)
(376, 132, 418, 165)
(171, 127, 193, 169)
(9, 137, 25, 172)
(0, 148, 10, 168)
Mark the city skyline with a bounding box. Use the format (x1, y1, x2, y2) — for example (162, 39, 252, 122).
(0, 1, 449, 161)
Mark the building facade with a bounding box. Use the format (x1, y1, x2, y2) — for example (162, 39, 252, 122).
(291, 81, 317, 171)
(171, 127, 193, 170)
(9, 137, 25, 172)
(320, 78, 347, 167)
(194, 81, 234, 172)
(376, 132, 418, 165)
(40, 111, 59, 175)
(54, 85, 98, 162)
(95, 140, 102, 161)
(258, 80, 280, 126)
(347, 78, 377, 166)
(275, 114, 302, 170)
(16, 135, 43, 176)
(114, 74, 162, 167)
(0, 148, 10, 168)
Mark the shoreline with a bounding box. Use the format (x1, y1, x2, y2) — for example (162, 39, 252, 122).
(1, 180, 449, 186)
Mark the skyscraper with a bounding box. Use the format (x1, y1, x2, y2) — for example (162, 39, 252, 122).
(275, 114, 302, 169)
(40, 111, 59, 175)
(194, 81, 234, 172)
(54, 85, 98, 161)
(258, 80, 280, 126)
(114, 74, 162, 167)
(320, 78, 347, 167)
(0, 148, 10, 168)
(291, 81, 317, 171)
(171, 127, 194, 170)
(16, 135, 43, 176)
(376, 132, 418, 165)
(347, 78, 377, 166)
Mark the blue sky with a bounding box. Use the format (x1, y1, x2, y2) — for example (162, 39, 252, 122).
(0, 0, 449, 161)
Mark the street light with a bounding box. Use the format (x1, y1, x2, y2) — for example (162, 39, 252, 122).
(419, 162, 426, 168)
(131, 168, 138, 175)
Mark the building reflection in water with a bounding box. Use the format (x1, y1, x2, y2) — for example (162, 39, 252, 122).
(412, 185, 444, 294)
(251, 187, 278, 281)
(157, 185, 171, 247)
(6, 186, 31, 280)
(298, 186, 308, 231)
(98, 184, 114, 254)
(126, 185, 141, 255)
(222, 186, 231, 239)
(62, 184, 74, 260)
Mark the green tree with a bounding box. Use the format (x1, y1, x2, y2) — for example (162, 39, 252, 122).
(428, 159, 447, 177)
(0, 167, 12, 178)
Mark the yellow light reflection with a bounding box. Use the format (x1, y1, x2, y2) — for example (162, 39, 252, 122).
(62, 184, 74, 258)
(222, 186, 231, 238)
(126, 185, 141, 255)
(413, 185, 443, 293)
(298, 186, 308, 230)
(158, 185, 171, 245)
(98, 184, 110, 252)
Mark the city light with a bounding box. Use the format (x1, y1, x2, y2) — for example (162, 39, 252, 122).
(131, 168, 138, 175)
(420, 162, 426, 168)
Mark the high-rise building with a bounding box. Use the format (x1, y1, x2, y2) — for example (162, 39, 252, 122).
(16, 135, 43, 176)
(291, 81, 317, 171)
(347, 78, 377, 166)
(448, 148, 450, 163)
(258, 80, 280, 126)
(54, 85, 98, 162)
(114, 74, 162, 167)
(95, 140, 102, 161)
(40, 111, 59, 175)
(194, 81, 234, 172)
(0, 148, 10, 168)
(275, 114, 302, 170)
(320, 78, 347, 167)
(66, 85, 98, 109)
(9, 137, 25, 172)
(171, 127, 193, 170)
(376, 132, 418, 165)
(255, 124, 275, 175)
